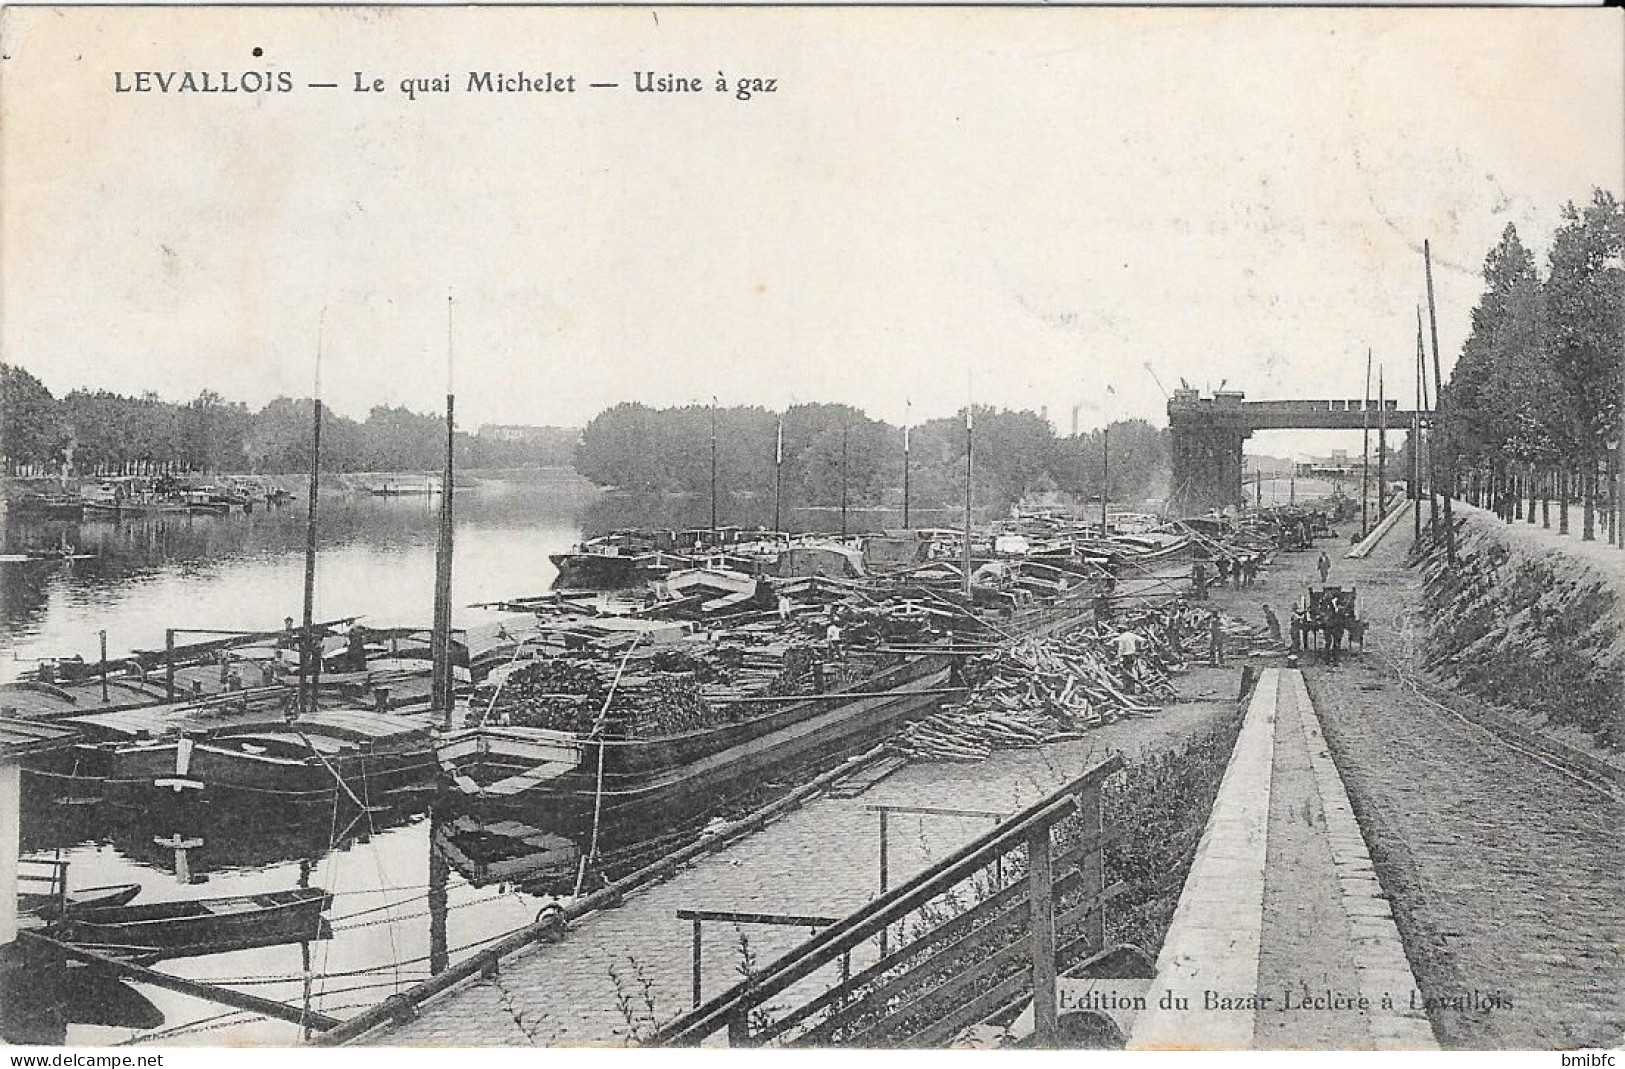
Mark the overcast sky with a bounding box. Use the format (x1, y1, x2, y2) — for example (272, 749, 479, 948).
(3, 7, 1621, 458)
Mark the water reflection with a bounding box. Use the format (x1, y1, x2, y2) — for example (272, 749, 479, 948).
(6, 471, 602, 1044)
(1, 470, 597, 676)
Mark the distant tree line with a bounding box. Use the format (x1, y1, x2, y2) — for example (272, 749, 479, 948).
(0, 371, 578, 476)
(573, 401, 1170, 513)
(1442, 189, 1624, 542)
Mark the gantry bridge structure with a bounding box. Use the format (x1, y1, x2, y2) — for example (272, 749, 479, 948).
(1167, 388, 1431, 516)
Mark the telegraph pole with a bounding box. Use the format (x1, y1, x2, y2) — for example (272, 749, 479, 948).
(1420, 306, 1437, 535)
(1413, 317, 1424, 543)
(1361, 348, 1372, 537)
(1377, 365, 1388, 520)
(1425, 240, 1456, 565)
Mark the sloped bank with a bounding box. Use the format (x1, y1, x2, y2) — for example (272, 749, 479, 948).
(1413, 504, 1625, 756)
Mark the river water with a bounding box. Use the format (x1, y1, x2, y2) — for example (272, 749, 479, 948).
(0, 471, 926, 1046)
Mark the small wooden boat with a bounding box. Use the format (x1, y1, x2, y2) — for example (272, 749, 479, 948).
(50, 886, 333, 962)
(0, 552, 98, 564)
(363, 482, 436, 497)
(433, 812, 579, 886)
(18, 882, 142, 920)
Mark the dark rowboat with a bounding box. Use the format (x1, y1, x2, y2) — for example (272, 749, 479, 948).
(50, 886, 333, 962)
(18, 883, 142, 920)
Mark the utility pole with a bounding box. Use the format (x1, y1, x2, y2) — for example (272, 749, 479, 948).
(1425, 240, 1456, 565)
(1361, 348, 1372, 537)
(1413, 317, 1424, 544)
(1377, 365, 1387, 520)
(1419, 306, 1437, 535)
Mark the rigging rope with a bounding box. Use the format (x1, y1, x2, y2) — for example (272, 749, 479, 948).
(575, 632, 647, 897)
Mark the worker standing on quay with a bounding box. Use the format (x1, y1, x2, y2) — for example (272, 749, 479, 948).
(1191, 560, 1209, 601)
(1208, 611, 1226, 667)
(1262, 603, 1281, 643)
(1115, 628, 1146, 692)
(1317, 550, 1332, 583)
(825, 616, 844, 660)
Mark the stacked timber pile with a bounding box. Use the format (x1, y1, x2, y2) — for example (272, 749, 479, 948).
(473, 611, 912, 737)
(478, 656, 723, 736)
(895, 605, 1209, 763)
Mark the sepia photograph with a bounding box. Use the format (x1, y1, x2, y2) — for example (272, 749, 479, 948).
(0, 4, 1621, 1054)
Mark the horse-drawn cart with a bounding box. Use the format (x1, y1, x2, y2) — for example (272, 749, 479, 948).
(1291, 585, 1367, 662)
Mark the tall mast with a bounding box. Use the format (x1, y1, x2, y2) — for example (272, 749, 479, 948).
(840, 413, 849, 538)
(902, 399, 911, 529)
(298, 311, 325, 720)
(431, 294, 456, 729)
(709, 397, 718, 535)
(773, 416, 783, 534)
(962, 384, 974, 600)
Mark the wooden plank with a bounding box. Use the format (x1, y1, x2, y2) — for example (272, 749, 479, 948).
(791, 877, 1127, 1048)
(755, 869, 1050, 1044)
(904, 969, 1032, 1048)
(787, 900, 1032, 1046)
(677, 909, 840, 928)
(838, 932, 1034, 1048)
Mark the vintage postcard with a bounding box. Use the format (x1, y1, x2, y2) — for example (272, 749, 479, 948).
(0, 4, 1621, 1056)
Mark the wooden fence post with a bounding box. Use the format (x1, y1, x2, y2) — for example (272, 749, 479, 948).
(692, 918, 704, 1007)
(1078, 783, 1106, 955)
(878, 808, 890, 958)
(1027, 824, 1057, 1045)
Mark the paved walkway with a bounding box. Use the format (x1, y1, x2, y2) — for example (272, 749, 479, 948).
(1304, 521, 1625, 1049)
(367, 696, 1230, 1045)
(1130, 667, 1436, 1050)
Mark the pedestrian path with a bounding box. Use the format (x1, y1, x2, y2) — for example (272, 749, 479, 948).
(1130, 668, 1437, 1050)
(361, 699, 1226, 1046)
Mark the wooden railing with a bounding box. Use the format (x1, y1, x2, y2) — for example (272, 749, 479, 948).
(17, 857, 70, 920)
(650, 755, 1124, 1047)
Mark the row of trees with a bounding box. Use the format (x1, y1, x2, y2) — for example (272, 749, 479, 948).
(0, 368, 577, 476)
(1442, 189, 1625, 543)
(573, 401, 1170, 514)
